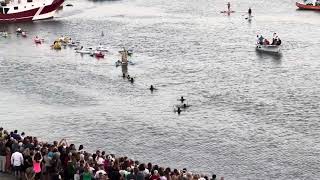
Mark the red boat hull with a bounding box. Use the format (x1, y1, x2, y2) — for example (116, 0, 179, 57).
(0, 0, 64, 23)
(296, 2, 320, 10)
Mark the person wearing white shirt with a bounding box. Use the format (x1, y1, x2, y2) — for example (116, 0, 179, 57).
(11, 150, 24, 178)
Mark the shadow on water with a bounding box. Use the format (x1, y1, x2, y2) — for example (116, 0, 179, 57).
(255, 50, 283, 62)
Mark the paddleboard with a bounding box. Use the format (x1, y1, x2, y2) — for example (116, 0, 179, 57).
(220, 10, 235, 13)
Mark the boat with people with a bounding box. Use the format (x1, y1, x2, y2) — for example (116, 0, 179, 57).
(16, 28, 22, 33)
(90, 51, 105, 58)
(34, 36, 42, 44)
(0, 31, 8, 37)
(0, 0, 64, 23)
(96, 44, 109, 52)
(296, 1, 320, 10)
(51, 41, 62, 50)
(256, 33, 282, 53)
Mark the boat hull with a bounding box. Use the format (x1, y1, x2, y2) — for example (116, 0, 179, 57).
(296, 2, 320, 10)
(256, 44, 281, 53)
(0, 0, 64, 23)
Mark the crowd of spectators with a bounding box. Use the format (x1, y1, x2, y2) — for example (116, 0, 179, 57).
(0, 127, 222, 180)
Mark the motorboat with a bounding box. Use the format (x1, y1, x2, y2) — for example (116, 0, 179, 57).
(0, 0, 64, 23)
(296, 2, 320, 10)
(256, 44, 281, 53)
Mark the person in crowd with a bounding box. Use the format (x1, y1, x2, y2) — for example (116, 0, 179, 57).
(11, 149, 24, 179)
(0, 138, 6, 173)
(1, 128, 222, 180)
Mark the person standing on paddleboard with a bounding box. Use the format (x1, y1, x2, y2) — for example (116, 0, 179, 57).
(248, 8, 252, 17)
(227, 2, 231, 11)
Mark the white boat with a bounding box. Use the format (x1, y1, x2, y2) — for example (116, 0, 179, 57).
(0, 0, 64, 23)
(256, 44, 281, 53)
(76, 49, 92, 54)
(96, 45, 108, 52)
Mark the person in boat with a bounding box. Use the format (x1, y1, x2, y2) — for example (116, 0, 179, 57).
(271, 33, 277, 45)
(263, 39, 270, 45)
(257, 35, 264, 45)
(248, 8, 252, 17)
(276, 36, 281, 45)
(227, 2, 231, 11)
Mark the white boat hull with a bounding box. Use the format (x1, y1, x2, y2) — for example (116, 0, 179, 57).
(256, 44, 281, 53)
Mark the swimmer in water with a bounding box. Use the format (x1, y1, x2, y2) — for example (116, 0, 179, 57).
(179, 96, 185, 102)
(122, 73, 126, 78)
(177, 107, 181, 114)
(150, 85, 155, 91)
(127, 75, 130, 79)
(130, 77, 134, 83)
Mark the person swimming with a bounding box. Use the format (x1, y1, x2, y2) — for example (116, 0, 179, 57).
(127, 75, 130, 79)
(150, 85, 155, 91)
(179, 96, 185, 102)
(130, 77, 134, 83)
(122, 73, 126, 78)
(177, 107, 181, 114)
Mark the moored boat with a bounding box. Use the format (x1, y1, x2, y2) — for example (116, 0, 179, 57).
(0, 0, 64, 23)
(256, 44, 281, 53)
(296, 2, 320, 10)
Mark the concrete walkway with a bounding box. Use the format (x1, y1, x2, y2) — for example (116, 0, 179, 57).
(0, 173, 15, 180)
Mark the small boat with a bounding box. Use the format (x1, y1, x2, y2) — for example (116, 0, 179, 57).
(220, 10, 235, 13)
(92, 51, 105, 58)
(296, 2, 320, 10)
(52, 42, 62, 50)
(256, 44, 281, 53)
(96, 45, 109, 52)
(67, 41, 80, 47)
(34, 37, 42, 44)
(1, 32, 8, 37)
(76, 49, 92, 54)
(21, 32, 27, 37)
(16, 28, 23, 33)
